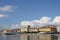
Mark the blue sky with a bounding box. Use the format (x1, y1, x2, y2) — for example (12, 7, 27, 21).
(0, 0, 60, 28)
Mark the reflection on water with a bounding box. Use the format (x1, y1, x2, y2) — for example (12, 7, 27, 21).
(1, 33, 60, 40)
(20, 34, 58, 40)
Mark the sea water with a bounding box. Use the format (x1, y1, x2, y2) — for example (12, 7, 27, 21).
(0, 33, 60, 40)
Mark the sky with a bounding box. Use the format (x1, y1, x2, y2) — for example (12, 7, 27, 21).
(0, 0, 60, 29)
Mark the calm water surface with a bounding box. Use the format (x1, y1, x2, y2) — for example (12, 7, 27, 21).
(0, 33, 60, 40)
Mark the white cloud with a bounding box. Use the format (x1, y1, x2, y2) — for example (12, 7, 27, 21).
(21, 21, 34, 27)
(20, 16, 51, 27)
(10, 24, 21, 29)
(53, 16, 60, 23)
(0, 14, 9, 18)
(39, 16, 51, 24)
(0, 5, 14, 12)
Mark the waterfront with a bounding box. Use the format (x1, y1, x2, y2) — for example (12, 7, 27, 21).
(0, 33, 60, 40)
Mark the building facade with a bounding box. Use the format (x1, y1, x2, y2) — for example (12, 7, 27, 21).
(39, 26, 57, 33)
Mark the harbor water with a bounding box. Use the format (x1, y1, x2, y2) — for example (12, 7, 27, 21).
(0, 33, 60, 40)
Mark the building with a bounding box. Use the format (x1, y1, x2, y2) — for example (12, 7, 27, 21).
(2, 29, 10, 33)
(11, 29, 21, 32)
(21, 25, 30, 32)
(21, 25, 39, 33)
(29, 28, 38, 32)
(21, 27, 28, 32)
(38, 25, 57, 33)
